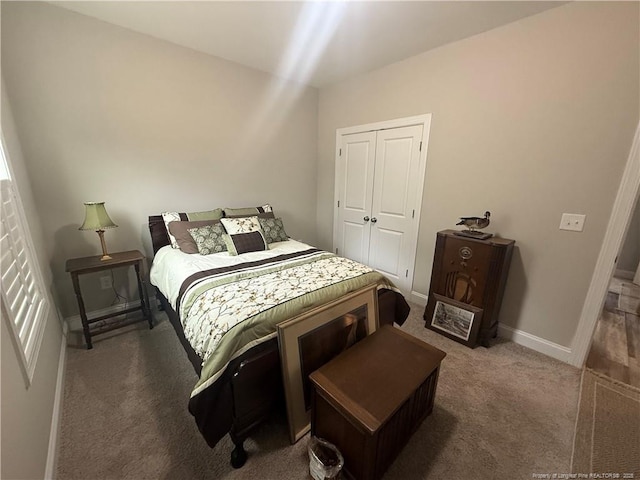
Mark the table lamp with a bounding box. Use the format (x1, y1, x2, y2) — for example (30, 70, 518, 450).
(79, 202, 118, 261)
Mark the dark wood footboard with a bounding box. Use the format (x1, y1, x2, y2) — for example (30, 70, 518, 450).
(157, 287, 409, 467)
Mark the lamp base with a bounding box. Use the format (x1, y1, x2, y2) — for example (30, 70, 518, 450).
(96, 230, 112, 261)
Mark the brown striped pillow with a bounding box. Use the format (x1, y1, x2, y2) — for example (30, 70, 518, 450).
(224, 231, 268, 255)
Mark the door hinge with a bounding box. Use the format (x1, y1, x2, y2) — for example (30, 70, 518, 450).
(405, 269, 409, 277)
(419, 141, 422, 151)
(336, 248, 339, 255)
(339, 148, 342, 156)
(412, 209, 415, 219)
(337, 200, 340, 208)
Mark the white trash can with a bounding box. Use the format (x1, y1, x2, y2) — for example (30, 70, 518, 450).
(308, 436, 344, 480)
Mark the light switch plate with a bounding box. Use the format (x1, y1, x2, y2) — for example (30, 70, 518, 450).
(559, 213, 586, 232)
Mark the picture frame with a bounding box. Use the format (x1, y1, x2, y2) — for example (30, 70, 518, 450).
(277, 285, 378, 444)
(428, 293, 483, 347)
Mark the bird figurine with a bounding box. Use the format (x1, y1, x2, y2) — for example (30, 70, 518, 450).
(456, 211, 491, 233)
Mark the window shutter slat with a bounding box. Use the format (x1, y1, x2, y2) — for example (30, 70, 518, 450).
(18, 301, 36, 340)
(13, 294, 29, 327)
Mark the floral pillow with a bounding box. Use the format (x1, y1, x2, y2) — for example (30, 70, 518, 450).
(258, 217, 289, 244)
(220, 216, 269, 255)
(220, 216, 262, 235)
(169, 219, 220, 254)
(187, 223, 228, 255)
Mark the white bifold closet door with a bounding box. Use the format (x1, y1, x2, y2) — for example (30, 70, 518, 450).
(335, 124, 425, 294)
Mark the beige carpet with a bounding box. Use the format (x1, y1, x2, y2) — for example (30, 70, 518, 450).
(56, 303, 581, 479)
(571, 368, 640, 475)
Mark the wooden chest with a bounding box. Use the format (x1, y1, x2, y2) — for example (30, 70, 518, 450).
(309, 326, 446, 480)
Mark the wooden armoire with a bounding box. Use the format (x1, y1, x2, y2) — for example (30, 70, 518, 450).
(424, 230, 515, 347)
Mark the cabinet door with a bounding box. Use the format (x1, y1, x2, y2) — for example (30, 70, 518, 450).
(334, 131, 376, 264)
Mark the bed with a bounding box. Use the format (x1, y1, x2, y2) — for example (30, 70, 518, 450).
(147, 209, 410, 468)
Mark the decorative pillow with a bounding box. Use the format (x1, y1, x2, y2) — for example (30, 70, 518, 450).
(223, 204, 275, 219)
(258, 217, 289, 244)
(168, 219, 221, 254)
(220, 216, 263, 235)
(187, 223, 228, 255)
(223, 231, 268, 256)
(162, 208, 224, 248)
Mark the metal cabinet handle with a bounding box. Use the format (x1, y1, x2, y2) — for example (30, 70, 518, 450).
(371, 217, 378, 223)
(363, 216, 370, 222)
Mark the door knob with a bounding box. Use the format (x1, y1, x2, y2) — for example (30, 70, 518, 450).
(371, 217, 378, 223)
(363, 216, 370, 222)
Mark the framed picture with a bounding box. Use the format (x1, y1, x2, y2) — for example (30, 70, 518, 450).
(429, 293, 483, 347)
(277, 285, 378, 444)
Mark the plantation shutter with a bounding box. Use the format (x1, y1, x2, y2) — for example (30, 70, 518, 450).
(1, 178, 47, 381)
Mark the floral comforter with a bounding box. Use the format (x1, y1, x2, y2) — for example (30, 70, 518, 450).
(175, 247, 396, 396)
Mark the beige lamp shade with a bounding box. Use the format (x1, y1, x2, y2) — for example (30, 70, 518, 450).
(79, 202, 117, 231)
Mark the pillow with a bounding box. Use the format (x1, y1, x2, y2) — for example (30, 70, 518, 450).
(223, 204, 275, 219)
(223, 231, 268, 256)
(168, 219, 221, 254)
(220, 216, 263, 235)
(258, 217, 289, 244)
(161, 208, 224, 248)
(188, 223, 228, 255)
(220, 216, 268, 255)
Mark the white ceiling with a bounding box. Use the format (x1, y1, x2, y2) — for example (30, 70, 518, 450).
(53, 1, 565, 87)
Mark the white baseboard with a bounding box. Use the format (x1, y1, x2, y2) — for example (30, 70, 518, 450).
(409, 291, 428, 306)
(409, 291, 572, 363)
(64, 300, 141, 332)
(498, 323, 572, 363)
(615, 268, 636, 280)
(44, 321, 68, 480)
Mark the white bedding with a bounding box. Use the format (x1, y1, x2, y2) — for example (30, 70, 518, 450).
(149, 239, 316, 309)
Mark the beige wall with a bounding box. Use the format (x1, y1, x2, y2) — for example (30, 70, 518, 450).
(317, 2, 639, 347)
(1, 2, 319, 318)
(1, 83, 64, 479)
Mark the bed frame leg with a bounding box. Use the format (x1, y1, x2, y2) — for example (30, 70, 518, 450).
(230, 441, 247, 469)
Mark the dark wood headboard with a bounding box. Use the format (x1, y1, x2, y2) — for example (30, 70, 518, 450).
(149, 215, 170, 254)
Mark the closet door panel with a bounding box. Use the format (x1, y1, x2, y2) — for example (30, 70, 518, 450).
(368, 227, 403, 282)
(335, 132, 376, 263)
(342, 221, 369, 265)
(376, 137, 412, 216)
(369, 125, 423, 290)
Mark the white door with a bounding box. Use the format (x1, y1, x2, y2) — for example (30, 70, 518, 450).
(368, 125, 423, 288)
(334, 118, 428, 294)
(334, 131, 376, 264)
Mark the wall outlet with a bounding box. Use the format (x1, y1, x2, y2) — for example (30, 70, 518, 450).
(100, 276, 112, 290)
(559, 213, 586, 232)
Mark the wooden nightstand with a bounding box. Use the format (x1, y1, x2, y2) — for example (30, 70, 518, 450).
(65, 250, 153, 349)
